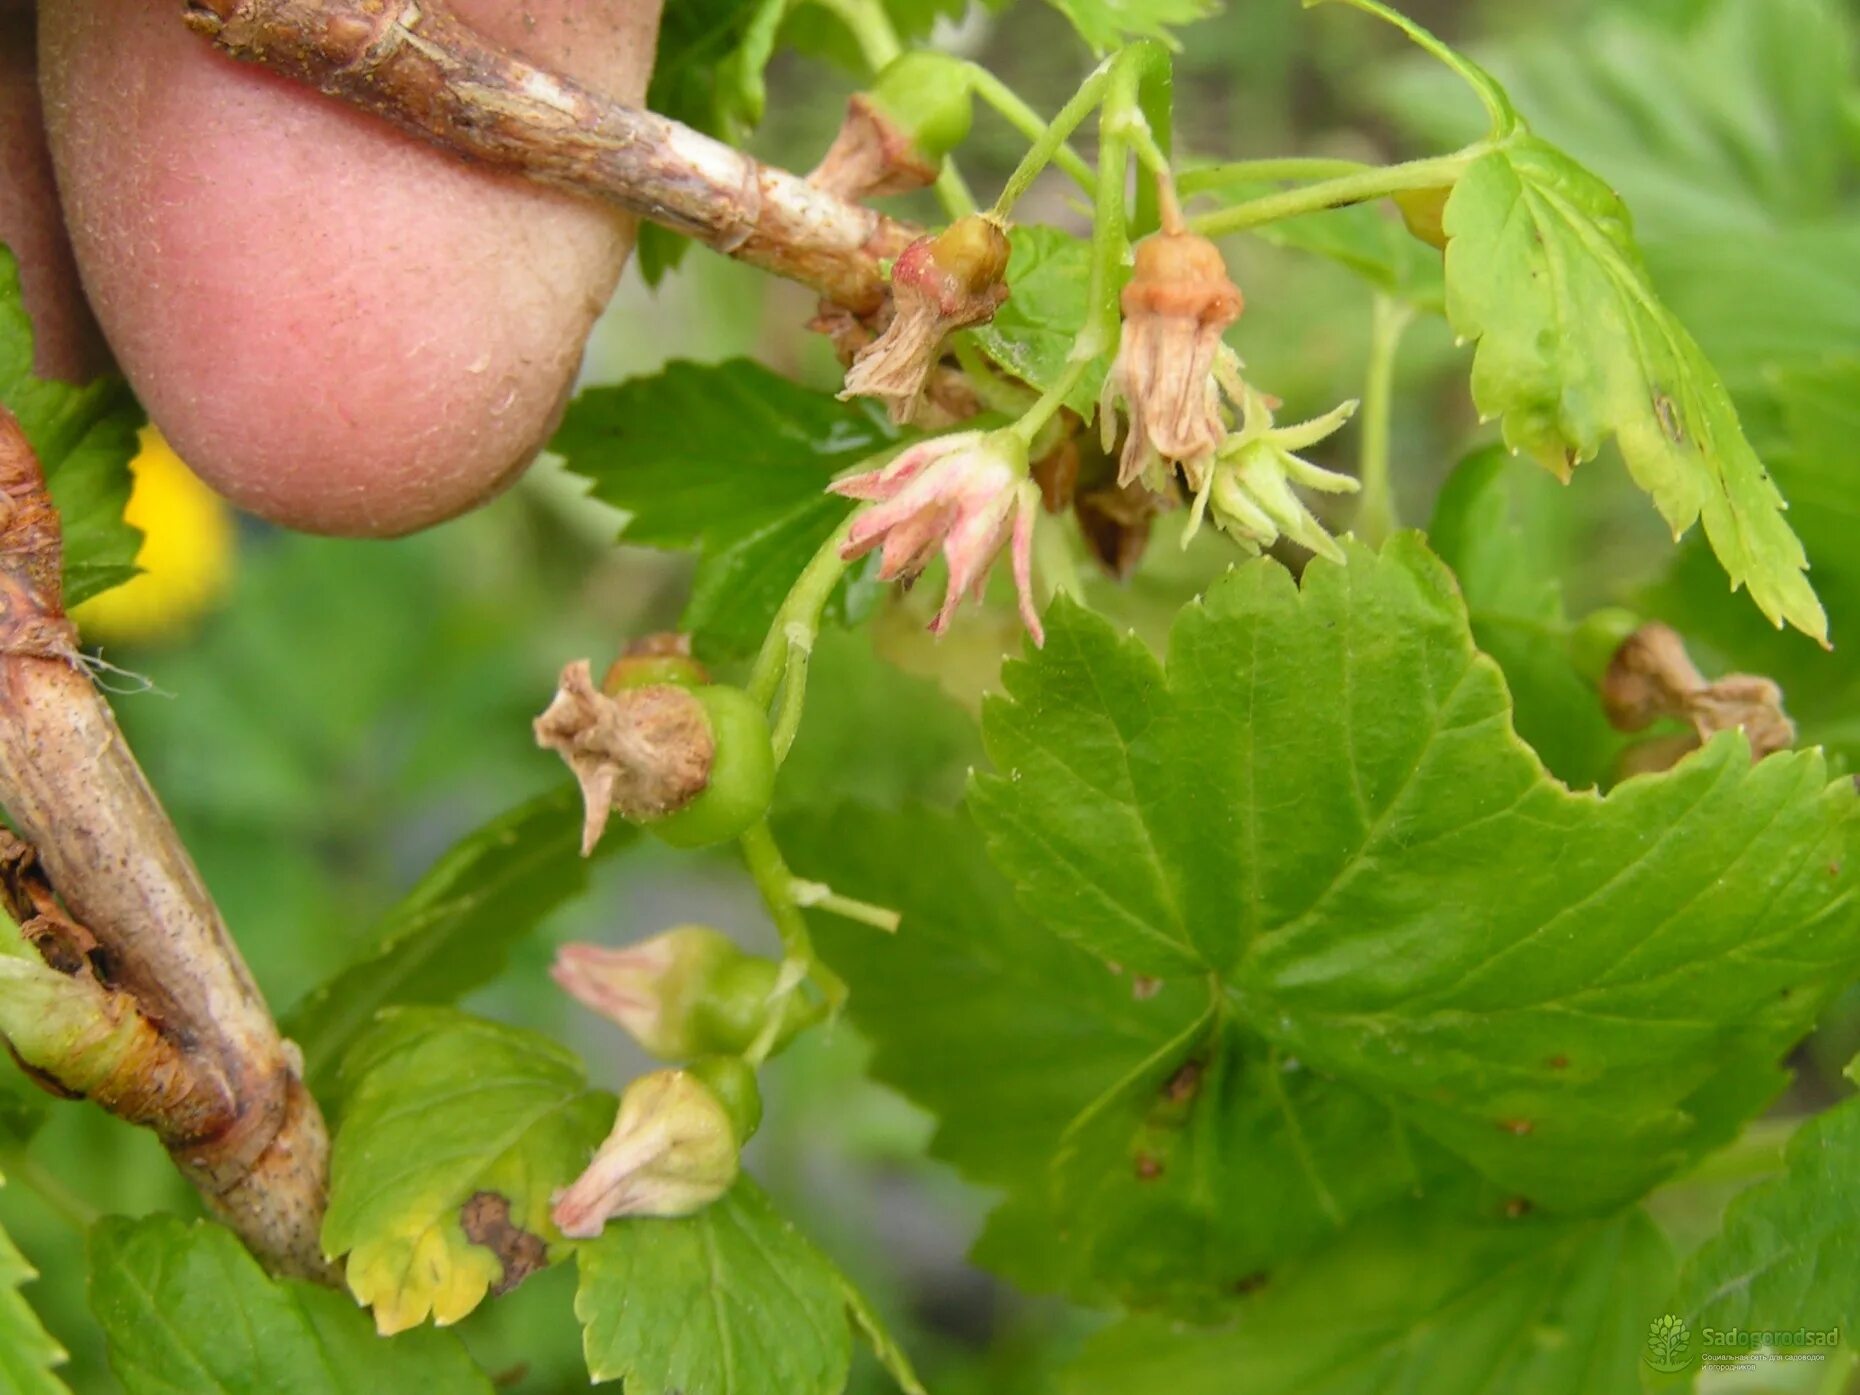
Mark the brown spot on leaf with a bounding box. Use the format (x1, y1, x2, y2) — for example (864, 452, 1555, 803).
(1500, 1118, 1534, 1136)
(1164, 1060, 1203, 1104)
(1233, 1271, 1270, 1296)
(1134, 1153, 1164, 1181)
(1653, 391, 1685, 445)
(460, 1191, 549, 1296)
(1130, 975, 1161, 1001)
(1505, 1197, 1533, 1219)
(1547, 1054, 1569, 1071)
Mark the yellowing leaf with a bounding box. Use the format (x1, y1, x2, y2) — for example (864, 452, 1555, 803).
(321, 1009, 611, 1335)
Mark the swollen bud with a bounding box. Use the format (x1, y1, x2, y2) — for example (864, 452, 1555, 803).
(550, 1060, 759, 1236)
(552, 926, 821, 1061)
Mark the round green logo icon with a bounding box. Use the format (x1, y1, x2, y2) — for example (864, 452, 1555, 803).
(1644, 1314, 1693, 1373)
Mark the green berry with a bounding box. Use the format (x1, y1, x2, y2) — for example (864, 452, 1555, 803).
(869, 52, 974, 160)
(687, 1055, 763, 1145)
(648, 685, 775, 849)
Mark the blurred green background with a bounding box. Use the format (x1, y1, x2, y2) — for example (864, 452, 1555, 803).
(5, 0, 1858, 1388)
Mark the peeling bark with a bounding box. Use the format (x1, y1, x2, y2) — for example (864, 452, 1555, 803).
(181, 0, 919, 314)
(0, 408, 330, 1279)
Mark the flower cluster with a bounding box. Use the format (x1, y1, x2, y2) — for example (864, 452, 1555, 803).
(1183, 378, 1360, 563)
(1102, 228, 1360, 561)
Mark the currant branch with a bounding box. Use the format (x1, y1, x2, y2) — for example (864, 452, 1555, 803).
(180, 0, 921, 313)
(0, 408, 332, 1280)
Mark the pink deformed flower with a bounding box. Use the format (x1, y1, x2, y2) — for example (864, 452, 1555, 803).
(830, 431, 1045, 645)
(551, 1068, 740, 1236)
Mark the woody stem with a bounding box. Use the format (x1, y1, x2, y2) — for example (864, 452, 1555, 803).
(180, 0, 920, 314)
(0, 410, 330, 1279)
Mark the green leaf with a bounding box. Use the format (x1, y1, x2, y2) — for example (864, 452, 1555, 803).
(1065, 1200, 1673, 1395)
(778, 0, 1003, 72)
(1342, 0, 1827, 639)
(0, 1190, 66, 1395)
(1649, 225, 1860, 406)
(1429, 447, 1625, 789)
(1669, 1073, 1860, 1339)
(0, 246, 141, 608)
(1644, 360, 1860, 768)
(1039, 0, 1218, 51)
(285, 786, 628, 1090)
(322, 1009, 611, 1335)
(89, 1214, 492, 1394)
(553, 359, 898, 659)
(1441, 135, 1824, 642)
(572, 1177, 869, 1394)
(780, 804, 1447, 1313)
(969, 539, 1860, 1211)
(966, 227, 1109, 417)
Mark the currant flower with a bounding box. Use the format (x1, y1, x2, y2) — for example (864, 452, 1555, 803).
(829, 429, 1046, 644)
(551, 1058, 759, 1236)
(1186, 377, 1360, 562)
(552, 926, 819, 1061)
(840, 215, 1011, 425)
(1099, 228, 1244, 493)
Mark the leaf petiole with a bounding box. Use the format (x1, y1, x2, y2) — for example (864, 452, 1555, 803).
(1355, 292, 1414, 545)
(1186, 151, 1477, 238)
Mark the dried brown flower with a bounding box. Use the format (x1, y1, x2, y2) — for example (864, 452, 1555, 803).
(1602, 622, 1795, 770)
(808, 95, 940, 202)
(533, 662, 714, 854)
(1101, 230, 1244, 490)
(841, 216, 1011, 424)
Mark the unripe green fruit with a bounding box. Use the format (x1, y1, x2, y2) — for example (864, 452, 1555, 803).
(602, 653, 709, 693)
(648, 686, 775, 849)
(687, 1055, 763, 1145)
(869, 51, 974, 161)
(694, 952, 823, 1058)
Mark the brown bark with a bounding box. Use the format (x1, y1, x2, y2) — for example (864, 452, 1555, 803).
(0, 407, 330, 1279)
(182, 0, 920, 315)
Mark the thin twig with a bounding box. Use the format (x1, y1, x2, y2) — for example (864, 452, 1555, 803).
(0, 408, 331, 1279)
(182, 0, 921, 313)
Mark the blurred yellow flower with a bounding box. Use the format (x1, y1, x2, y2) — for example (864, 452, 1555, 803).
(74, 427, 235, 645)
